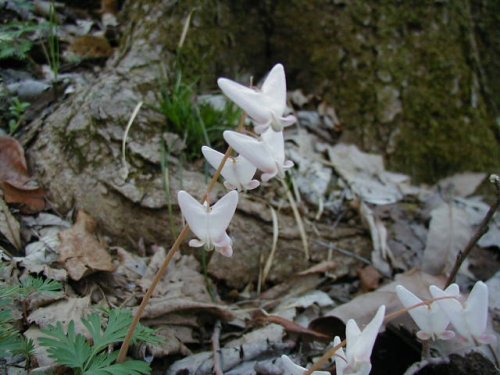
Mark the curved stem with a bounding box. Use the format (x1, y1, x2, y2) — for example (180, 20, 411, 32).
(117, 116, 245, 362)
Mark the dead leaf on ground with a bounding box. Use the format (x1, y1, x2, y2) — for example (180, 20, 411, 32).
(28, 296, 92, 335)
(422, 202, 472, 276)
(0, 136, 45, 212)
(140, 297, 234, 321)
(59, 211, 114, 280)
(139, 248, 210, 299)
(437, 172, 487, 197)
(0, 195, 21, 250)
(358, 265, 382, 291)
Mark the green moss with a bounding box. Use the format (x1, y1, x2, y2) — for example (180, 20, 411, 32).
(127, 0, 498, 183)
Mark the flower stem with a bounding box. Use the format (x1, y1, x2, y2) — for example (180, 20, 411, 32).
(117, 145, 235, 363)
(445, 174, 500, 287)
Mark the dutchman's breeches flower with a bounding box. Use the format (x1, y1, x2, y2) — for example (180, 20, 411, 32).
(334, 305, 385, 375)
(201, 146, 260, 191)
(217, 63, 296, 134)
(223, 128, 293, 182)
(177, 190, 238, 257)
(430, 281, 495, 345)
(396, 285, 455, 341)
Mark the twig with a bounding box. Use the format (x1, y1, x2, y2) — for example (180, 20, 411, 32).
(446, 174, 500, 287)
(315, 240, 372, 265)
(211, 320, 223, 375)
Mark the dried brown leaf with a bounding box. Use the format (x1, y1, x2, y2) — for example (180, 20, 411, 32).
(0, 136, 45, 212)
(59, 211, 114, 280)
(0, 195, 21, 249)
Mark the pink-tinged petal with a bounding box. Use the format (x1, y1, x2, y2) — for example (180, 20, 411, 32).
(353, 305, 385, 362)
(416, 331, 431, 341)
(254, 122, 271, 134)
(280, 114, 297, 127)
(178, 191, 209, 244)
(223, 131, 276, 173)
(246, 179, 261, 190)
(212, 232, 233, 257)
(477, 333, 496, 345)
(217, 78, 271, 125)
(188, 239, 205, 247)
(464, 281, 488, 338)
(437, 330, 456, 340)
(208, 190, 238, 241)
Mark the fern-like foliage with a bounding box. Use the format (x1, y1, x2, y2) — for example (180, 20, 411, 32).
(39, 309, 161, 374)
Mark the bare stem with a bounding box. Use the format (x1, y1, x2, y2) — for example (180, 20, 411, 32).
(117, 143, 237, 362)
(446, 174, 500, 287)
(305, 340, 345, 374)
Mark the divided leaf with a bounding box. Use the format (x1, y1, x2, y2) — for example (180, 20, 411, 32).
(40, 321, 92, 369)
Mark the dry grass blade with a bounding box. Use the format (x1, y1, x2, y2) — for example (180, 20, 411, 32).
(262, 205, 279, 285)
(281, 178, 309, 260)
(121, 101, 143, 179)
(178, 9, 194, 50)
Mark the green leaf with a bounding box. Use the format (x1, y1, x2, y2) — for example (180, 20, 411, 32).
(39, 321, 92, 369)
(85, 352, 150, 375)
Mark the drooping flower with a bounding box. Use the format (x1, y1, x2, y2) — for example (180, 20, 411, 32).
(223, 128, 293, 182)
(396, 285, 455, 341)
(279, 355, 330, 375)
(429, 281, 495, 344)
(201, 146, 260, 191)
(217, 63, 296, 134)
(177, 190, 238, 257)
(333, 305, 385, 375)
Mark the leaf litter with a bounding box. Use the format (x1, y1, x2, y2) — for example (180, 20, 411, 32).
(1, 17, 499, 370)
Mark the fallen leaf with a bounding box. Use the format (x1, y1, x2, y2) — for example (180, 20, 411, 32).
(437, 173, 487, 197)
(59, 211, 114, 280)
(0, 195, 21, 250)
(422, 202, 473, 276)
(0, 136, 45, 212)
(28, 296, 92, 335)
(140, 297, 234, 321)
(358, 265, 382, 291)
(327, 143, 406, 205)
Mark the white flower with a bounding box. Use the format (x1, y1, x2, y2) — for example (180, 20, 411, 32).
(217, 63, 296, 134)
(429, 281, 495, 344)
(334, 305, 385, 375)
(223, 128, 293, 182)
(279, 355, 330, 375)
(396, 285, 455, 341)
(177, 190, 238, 257)
(201, 146, 260, 191)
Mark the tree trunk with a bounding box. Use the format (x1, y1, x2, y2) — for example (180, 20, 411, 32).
(24, 0, 498, 287)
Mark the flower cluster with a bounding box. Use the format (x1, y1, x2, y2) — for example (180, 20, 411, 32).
(177, 64, 295, 257)
(397, 281, 494, 345)
(176, 64, 495, 375)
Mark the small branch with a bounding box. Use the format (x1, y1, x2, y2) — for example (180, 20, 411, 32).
(446, 174, 500, 287)
(211, 320, 223, 375)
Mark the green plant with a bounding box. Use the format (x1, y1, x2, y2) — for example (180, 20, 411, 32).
(0, 274, 61, 366)
(0, 22, 38, 61)
(39, 309, 162, 374)
(156, 72, 241, 160)
(8, 97, 30, 134)
(40, 3, 60, 81)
